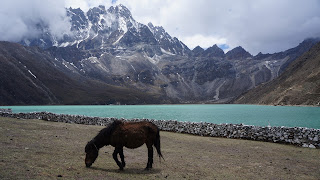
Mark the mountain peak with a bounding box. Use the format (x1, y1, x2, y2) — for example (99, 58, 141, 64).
(212, 44, 219, 48)
(118, 4, 128, 9)
(146, 22, 190, 55)
(115, 4, 130, 12)
(226, 46, 252, 60)
(201, 44, 225, 58)
(147, 22, 165, 34)
(98, 5, 106, 10)
(88, 5, 107, 15)
(192, 46, 204, 56)
(254, 52, 272, 60)
(107, 4, 132, 18)
(147, 22, 154, 28)
(193, 45, 204, 51)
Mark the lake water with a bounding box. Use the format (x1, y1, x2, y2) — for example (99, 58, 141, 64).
(1, 104, 320, 129)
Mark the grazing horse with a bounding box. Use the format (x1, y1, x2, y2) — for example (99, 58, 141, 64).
(85, 120, 164, 170)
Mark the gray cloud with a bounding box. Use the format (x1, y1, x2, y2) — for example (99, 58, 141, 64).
(115, 0, 320, 54)
(0, 0, 72, 42)
(1, 0, 319, 55)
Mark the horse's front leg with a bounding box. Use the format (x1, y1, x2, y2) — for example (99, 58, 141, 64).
(145, 144, 153, 170)
(113, 147, 124, 170)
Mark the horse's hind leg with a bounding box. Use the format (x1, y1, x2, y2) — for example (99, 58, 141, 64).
(113, 147, 124, 170)
(119, 147, 125, 168)
(145, 144, 153, 170)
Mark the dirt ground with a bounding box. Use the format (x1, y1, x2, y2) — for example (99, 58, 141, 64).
(0, 117, 319, 180)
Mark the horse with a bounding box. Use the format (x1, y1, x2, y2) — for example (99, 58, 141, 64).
(85, 120, 164, 170)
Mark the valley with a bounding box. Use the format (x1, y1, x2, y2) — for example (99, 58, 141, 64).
(1, 4, 319, 105)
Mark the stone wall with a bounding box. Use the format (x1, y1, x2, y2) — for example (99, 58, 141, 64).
(0, 111, 319, 149)
(0, 108, 12, 113)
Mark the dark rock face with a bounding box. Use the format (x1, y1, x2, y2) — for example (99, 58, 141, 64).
(201, 44, 225, 59)
(254, 52, 273, 60)
(226, 46, 252, 60)
(253, 65, 272, 85)
(147, 22, 191, 56)
(119, 26, 157, 46)
(194, 60, 235, 85)
(68, 8, 89, 32)
(192, 46, 205, 56)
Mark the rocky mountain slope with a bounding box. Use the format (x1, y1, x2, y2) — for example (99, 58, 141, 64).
(235, 41, 320, 106)
(0, 41, 165, 105)
(1, 4, 319, 105)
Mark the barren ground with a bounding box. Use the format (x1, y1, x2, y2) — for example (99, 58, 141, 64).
(0, 117, 319, 179)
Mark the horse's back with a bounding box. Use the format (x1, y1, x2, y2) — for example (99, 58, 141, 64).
(125, 121, 158, 131)
(122, 121, 158, 138)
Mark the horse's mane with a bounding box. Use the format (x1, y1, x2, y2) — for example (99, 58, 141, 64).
(95, 120, 123, 140)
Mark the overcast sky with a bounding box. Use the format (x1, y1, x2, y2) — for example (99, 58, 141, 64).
(1, 0, 320, 55)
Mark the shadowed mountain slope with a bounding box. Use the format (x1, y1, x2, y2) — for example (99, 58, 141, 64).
(0, 41, 165, 105)
(235, 41, 320, 106)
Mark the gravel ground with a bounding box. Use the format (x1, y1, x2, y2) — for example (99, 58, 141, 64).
(1, 117, 319, 179)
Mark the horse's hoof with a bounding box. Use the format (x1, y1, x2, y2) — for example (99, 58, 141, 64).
(144, 167, 151, 171)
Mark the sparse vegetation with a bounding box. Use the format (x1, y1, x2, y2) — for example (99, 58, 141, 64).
(1, 116, 320, 179)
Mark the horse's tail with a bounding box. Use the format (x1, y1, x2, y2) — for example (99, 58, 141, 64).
(154, 128, 165, 161)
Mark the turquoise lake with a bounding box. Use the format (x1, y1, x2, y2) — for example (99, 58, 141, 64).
(1, 104, 320, 129)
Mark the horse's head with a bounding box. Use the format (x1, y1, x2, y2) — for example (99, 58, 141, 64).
(85, 141, 99, 167)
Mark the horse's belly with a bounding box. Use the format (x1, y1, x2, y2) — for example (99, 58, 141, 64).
(124, 134, 145, 149)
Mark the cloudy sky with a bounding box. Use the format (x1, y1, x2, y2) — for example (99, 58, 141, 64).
(1, 0, 320, 55)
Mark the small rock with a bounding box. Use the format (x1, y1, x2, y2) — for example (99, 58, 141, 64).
(57, 175, 62, 178)
(302, 143, 309, 148)
(308, 144, 316, 149)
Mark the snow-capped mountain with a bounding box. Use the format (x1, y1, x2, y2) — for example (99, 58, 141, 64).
(20, 4, 189, 56)
(5, 4, 319, 105)
(147, 22, 190, 56)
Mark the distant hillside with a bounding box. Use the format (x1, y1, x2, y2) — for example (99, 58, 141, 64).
(235, 41, 320, 106)
(0, 41, 165, 105)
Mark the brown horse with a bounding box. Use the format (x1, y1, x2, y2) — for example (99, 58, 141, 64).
(85, 120, 164, 170)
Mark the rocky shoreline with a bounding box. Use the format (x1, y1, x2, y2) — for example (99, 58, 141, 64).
(0, 110, 319, 149)
(0, 108, 12, 113)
